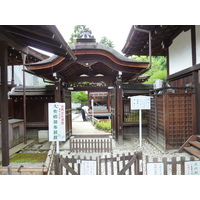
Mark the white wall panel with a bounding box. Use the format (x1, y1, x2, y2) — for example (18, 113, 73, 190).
(195, 25, 200, 64)
(169, 30, 192, 75)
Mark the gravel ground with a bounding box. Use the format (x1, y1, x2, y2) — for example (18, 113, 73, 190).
(58, 137, 196, 175)
(7, 137, 197, 175)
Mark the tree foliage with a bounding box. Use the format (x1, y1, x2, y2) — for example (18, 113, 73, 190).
(100, 36, 115, 48)
(69, 25, 90, 44)
(71, 91, 88, 104)
(131, 56, 167, 84)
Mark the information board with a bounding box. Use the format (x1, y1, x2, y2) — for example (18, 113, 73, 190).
(81, 160, 96, 175)
(129, 95, 151, 110)
(48, 103, 66, 141)
(185, 161, 200, 175)
(147, 163, 164, 175)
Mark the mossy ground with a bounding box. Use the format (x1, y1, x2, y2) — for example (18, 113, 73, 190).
(9, 153, 47, 163)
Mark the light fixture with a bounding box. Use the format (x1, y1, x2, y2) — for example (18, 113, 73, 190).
(67, 87, 74, 91)
(108, 86, 114, 90)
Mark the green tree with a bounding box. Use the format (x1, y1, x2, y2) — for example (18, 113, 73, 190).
(100, 36, 115, 48)
(71, 91, 88, 104)
(69, 25, 90, 44)
(131, 56, 167, 84)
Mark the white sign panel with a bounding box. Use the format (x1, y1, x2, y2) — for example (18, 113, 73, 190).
(81, 160, 96, 175)
(185, 161, 200, 175)
(147, 163, 164, 175)
(129, 96, 151, 110)
(48, 103, 66, 141)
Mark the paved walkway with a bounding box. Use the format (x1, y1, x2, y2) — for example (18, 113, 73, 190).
(72, 112, 110, 136)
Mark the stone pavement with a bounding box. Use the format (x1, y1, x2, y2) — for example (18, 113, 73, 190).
(72, 113, 109, 135)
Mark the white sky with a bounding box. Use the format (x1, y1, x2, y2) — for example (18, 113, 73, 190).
(56, 24, 132, 54)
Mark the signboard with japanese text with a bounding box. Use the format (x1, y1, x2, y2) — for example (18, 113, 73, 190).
(185, 161, 200, 175)
(129, 95, 151, 110)
(48, 103, 66, 141)
(81, 160, 96, 175)
(147, 163, 164, 175)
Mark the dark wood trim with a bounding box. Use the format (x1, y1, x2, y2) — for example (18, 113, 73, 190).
(167, 63, 200, 81)
(0, 40, 9, 166)
(166, 47, 169, 76)
(54, 80, 61, 102)
(67, 76, 115, 83)
(193, 71, 200, 134)
(116, 77, 123, 144)
(191, 26, 196, 66)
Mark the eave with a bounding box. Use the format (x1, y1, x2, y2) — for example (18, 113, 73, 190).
(122, 25, 192, 56)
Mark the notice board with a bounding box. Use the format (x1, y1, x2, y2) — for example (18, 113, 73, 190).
(129, 95, 151, 110)
(48, 103, 66, 141)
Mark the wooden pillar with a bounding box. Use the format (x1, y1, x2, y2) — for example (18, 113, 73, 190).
(116, 77, 123, 144)
(55, 80, 61, 102)
(22, 53, 27, 144)
(193, 70, 200, 134)
(11, 55, 14, 85)
(107, 91, 111, 112)
(0, 40, 9, 166)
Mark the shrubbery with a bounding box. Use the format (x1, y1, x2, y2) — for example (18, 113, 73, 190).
(94, 120, 111, 131)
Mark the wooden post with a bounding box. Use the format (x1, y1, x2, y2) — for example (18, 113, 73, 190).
(54, 80, 61, 102)
(0, 40, 9, 166)
(107, 91, 111, 112)
(54, 153, 60, 175)
(116, 77, 123, 144)
(135, 151, 143, 175)
(22, 53, 27, 144)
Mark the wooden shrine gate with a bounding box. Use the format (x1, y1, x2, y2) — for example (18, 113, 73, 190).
(54, 151, 143, 175)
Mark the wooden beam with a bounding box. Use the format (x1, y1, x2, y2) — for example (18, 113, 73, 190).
(70, 86, 109, 92)
(67, 76, 115, 83)
(0, 40, 9, 166)
(0, 27, 28, 54)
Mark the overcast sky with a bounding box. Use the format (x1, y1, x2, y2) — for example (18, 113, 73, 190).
(56, 24, 132, 54)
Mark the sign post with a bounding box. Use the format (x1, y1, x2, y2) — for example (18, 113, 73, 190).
(48, 103, 66, 153)
(129, 96, 151, 147)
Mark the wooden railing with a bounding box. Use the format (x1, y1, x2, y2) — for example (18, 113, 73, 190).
(54, 151, 143, 175)
(70, 137, 112, 153)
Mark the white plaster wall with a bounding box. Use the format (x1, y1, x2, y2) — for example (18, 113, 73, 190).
(195, 25, 200, 64)
(169, 30, 192, 75)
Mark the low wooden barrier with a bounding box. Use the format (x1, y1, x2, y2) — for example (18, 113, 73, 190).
(54, 151, 143, 175)
(70, 138, 112, 153)
(146, 155, 200, 175)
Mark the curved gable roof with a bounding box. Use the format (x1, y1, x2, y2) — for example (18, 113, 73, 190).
(26, 30, 149, 83)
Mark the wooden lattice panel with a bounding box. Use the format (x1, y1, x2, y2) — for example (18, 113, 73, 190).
(157, 95, 165, 149)
(147, 93, 195, 150)
(147, 96, 157, 144)
(166, 94, 194, 149)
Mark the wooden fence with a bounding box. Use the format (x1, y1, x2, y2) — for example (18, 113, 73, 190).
(70, 138, 112, 153)
(148, 88, 196, 150)
(145, 155, 199, 175)
(0, 142, 56, 175)
(54, 151, 143, 175)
